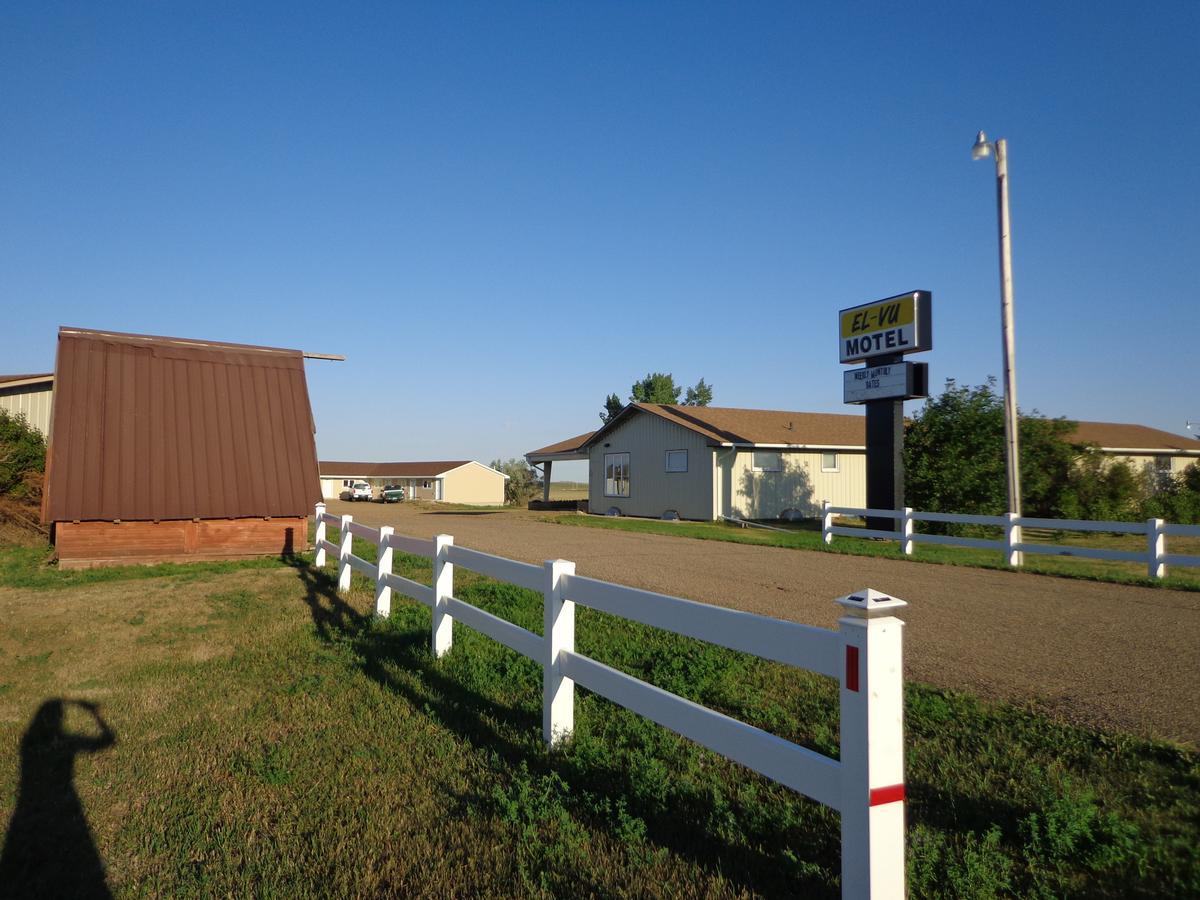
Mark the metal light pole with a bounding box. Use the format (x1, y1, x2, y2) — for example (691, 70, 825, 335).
(973, 131, 1022, 562)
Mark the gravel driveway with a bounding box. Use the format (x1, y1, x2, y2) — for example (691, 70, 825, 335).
(328, 501, 1200, 745)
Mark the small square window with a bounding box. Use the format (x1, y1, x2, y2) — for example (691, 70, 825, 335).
(752, 451, 781, 472)
(665, 449, 688, 473)
(821, 452, 840, 473)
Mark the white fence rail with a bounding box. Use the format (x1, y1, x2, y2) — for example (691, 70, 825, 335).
(821, 500, 1199, 579)
(313, 503, 908, 899)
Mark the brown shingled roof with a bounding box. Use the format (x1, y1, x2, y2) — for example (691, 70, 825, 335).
(1068, 421, 1198, 452)
(525, 431, 596, 458)
(587, 403, 867, 448)
(42, 327, 321, 523)
(320, 461, 474, 478)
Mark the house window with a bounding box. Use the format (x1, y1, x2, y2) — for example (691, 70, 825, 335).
(752, 451, 781, 472)
(1155, 456, 1172, 474)
(665, 449, 688, 473)
(604, 452, 630, 497)
(423, 481, 432, 489)
(821, 452, 840, 473)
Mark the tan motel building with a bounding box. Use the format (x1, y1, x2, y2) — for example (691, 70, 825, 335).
(319, 460, 507, 505)
(527, 404, 1200, 522)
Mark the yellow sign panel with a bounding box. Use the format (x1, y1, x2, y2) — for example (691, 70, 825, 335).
(840, 295, 915, 339)
(838, 291, 931, 363)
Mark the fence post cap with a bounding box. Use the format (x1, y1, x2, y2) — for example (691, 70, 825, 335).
(835, 588, 907, 618)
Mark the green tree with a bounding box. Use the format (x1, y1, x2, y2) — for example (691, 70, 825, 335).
(601, 373, 713, 423)
(1058, 449, 1143, 522)
(0, 410, 46, 499)
(630, 372, 682, 405)
(1141, 461, 1200, 524)
(903, 379, 1078, 519)
(489, 457, 541, 506)
(684, 377, 714, 407)
(599, 393, 624, 425)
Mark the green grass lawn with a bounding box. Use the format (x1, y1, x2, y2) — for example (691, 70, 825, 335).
(545, 514, 1200, 591)
(1, 541, 1196, 896)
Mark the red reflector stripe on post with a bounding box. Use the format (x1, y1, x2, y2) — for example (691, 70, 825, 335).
(869, 784, 905, 807)
(845, 646, 859, 692)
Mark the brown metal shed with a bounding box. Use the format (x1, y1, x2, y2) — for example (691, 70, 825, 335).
(42, 327, 322, 567)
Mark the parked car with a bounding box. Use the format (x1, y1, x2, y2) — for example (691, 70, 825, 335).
(348, 481, 373, 501)
(379, 484, 405, 503)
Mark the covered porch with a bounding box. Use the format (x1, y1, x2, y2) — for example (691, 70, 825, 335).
(524, 431, 593, 505)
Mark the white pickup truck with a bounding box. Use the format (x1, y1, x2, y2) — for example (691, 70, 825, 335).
(343, 481, 373, 502)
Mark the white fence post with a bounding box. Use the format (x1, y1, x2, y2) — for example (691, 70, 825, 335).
(900, 507, 914, 556)
(1147, 518, 1166, 580)
(823, 500, 834, 546)
(543, 558, 576, 747)
(432, 534, 455, 657)
(837, 588, 907, 900)
(376, 526, 394, 617)
(1002, 512, 1022, 567)
(314, 502, 326, 567)
(337, 514, 353, 593)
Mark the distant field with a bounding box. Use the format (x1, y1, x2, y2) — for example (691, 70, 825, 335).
(548, 481, 588, 500)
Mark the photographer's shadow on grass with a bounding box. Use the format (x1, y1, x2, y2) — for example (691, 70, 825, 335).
(0, 699, 117, 899)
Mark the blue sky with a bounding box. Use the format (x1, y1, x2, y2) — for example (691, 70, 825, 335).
(3, 2, 1198, 479)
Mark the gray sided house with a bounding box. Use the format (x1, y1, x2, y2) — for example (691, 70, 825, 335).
(527, 404, 868, 521)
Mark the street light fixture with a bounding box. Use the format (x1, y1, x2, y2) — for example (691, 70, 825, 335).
(973, 130, 1022, 563)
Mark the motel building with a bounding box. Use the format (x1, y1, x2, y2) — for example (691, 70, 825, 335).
(526, 403, 1200, 522)
(319, 461, 507, 505)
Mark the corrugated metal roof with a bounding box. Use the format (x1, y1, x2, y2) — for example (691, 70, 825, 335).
(43, 327, 322, 523)
(320, 460, 473, 478)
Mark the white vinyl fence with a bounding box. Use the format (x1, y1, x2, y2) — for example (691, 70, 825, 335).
(314, 503, 908, 900)
(821, 500, 1200, 579)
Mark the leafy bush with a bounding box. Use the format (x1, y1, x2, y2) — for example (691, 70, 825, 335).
(904, 379, 1077, 523)
(905, 379, 1200, 524)
(1141, 462, 1200, 524)
(489, 457, 541, 505)
(0, 410, 46, 499)
(1058, 449, 1143, 522)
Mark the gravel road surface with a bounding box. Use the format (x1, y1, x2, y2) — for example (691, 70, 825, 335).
(328, 501, 1200, 745)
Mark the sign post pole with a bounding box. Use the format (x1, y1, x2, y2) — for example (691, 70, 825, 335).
(864, 357, 905, 533)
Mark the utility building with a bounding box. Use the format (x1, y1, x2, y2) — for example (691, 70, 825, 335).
(42, 327, 322, 568)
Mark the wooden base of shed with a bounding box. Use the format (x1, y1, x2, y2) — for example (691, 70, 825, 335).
(53, 517, 309, 569)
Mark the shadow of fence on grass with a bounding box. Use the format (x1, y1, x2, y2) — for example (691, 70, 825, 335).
(288, 561, 841, 897)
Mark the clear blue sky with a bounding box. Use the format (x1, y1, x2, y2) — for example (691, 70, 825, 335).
(4, 2, 1198, 480)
